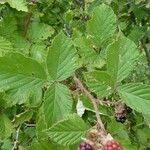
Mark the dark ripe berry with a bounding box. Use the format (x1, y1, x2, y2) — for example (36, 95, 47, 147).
(115, 116, 126, 123)
(103, 140, 123, 150)
(77, 142, 93, 150)
(126, 106, 132, 113)
(115, 113, 126, 123)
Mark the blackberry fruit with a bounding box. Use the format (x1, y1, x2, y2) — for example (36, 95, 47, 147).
(115, 115, 126, 123)
(115, 113, 126, 123)
(126, 106, 132, 113)
(77, 142, 93, 150)
(103, 140, 123, 150)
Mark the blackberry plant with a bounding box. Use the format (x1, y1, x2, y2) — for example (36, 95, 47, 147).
(0, 0, 149, 150)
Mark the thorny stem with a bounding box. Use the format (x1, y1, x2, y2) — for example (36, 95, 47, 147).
(12, 126, 21, 150)
(73, 75, 106, 134)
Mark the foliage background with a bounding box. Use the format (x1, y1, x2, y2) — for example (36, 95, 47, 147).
(0, 0, 150, 150)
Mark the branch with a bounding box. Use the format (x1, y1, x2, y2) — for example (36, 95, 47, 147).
(12, 126, 21, 150)
(73, 75, 106, 134)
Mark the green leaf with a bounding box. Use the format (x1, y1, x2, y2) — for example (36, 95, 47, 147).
(27, 141, 62, 150)
(128, 26, 146, 44)
(47, 32, 77, 81)
(39, 0, 54, 4)
(84, 71, 112, 97)
(43, 83, 73, 127)
(0, 93, 6, 109)
(30, 43, 47, 64)
(143, 114, 150, 127)
(10, 33, 30, 54)
(47, 115, 88, 146)
(0, 13, 17, 38)
(0, 114, 13, 139)
(36, 114, 48, 140)
(0, 37, 13, 56)
(0, 0, 28, 12)
(80, 94, 94, 111)
(74, 37, 105, 69)
(118, 83, 150, 114)
(0, 53, 47, 105)
(137, 129, 149, 144)
(80, 94, 112, 117)
(89, 71, 112, 86)
(3, 88, 41, 107)
(87, 4, 116, 47)
(1, 139, 13, 150)
(28, 88, 43, 106)
(74, 37, 98, 63)
(27, 21, 54, 42)
(107, 119, 134, 150)
(107, 119, 129, 140)
(107, 36, 139, 85)
(12, 110, 33, 127)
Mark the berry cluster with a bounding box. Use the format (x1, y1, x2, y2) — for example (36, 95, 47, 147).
(77, 142, 93, 150)
(103, 140, 123, 150)
(115, 102, 133, 123)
